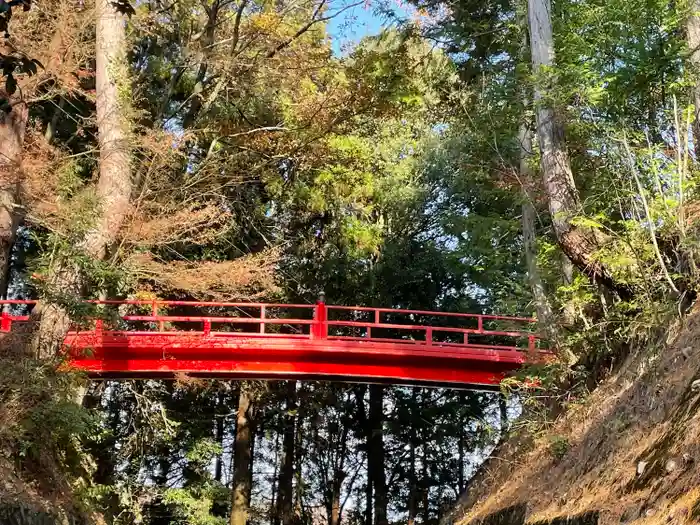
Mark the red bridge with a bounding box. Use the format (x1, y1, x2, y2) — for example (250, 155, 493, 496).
(0, 300, 550, 389)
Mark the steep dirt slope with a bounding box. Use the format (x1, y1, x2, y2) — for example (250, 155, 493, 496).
(447, 308, 700, 525)
(0, 455, 98, 524)
(0, 458, 72, 524)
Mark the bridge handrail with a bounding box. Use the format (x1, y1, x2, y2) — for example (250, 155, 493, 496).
(326, 305, 537, 324)
(0, 299, 315, 309)
(0, 299, 542, 351)
(0, 300, 535, 321)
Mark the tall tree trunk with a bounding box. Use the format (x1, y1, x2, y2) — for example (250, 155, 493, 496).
(408, 389, 418, 525)
(294, 393, 306, 525)
(368, 385, 387, 525)
(365, 468, 373, 525)
(517, 6, 560, 348)
(408, 440, 417, 525)
(688, 0, 700, 158)
(456, 393, 464, 495)
(560, 253, 577, 324)
(499, 393, 509, 438)
(329, 473, 343, 525)
(231, 386, 255, 525)
(421, 443, 430, 525)
(249, 424, 256, 506)
(0, 99, 27, 299)
(520, 121, 557, 337)
(522, 184, 576, 362)
(30, 0, 132, 357)
(354, 385, 372, 525)
(527, 0, 627, 296)
(86, 0, 133, 259)
(270, 431, 280, 525)
(215, 391, 226, 483)
(276, 381, 296, 525)
(328, 415, 349, 525)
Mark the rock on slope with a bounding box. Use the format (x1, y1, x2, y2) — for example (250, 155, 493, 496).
(446, 309, 700, 525)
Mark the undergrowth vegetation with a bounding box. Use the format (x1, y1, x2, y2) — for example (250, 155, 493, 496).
(0, 349, 94, 502)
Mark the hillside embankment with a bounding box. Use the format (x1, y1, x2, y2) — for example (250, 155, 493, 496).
(0, 457, 83, 525)
(446, 306, 700, 525)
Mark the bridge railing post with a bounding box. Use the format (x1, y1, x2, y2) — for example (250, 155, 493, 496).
(92, 318, 104, 353)
(367, 310, 380, 339)
(1, 310, 11, 332)
(313, 294, 327, 340)
(151, 300, 164, 332)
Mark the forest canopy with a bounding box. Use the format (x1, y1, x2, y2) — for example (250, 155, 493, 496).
(1, 0, 700, 522)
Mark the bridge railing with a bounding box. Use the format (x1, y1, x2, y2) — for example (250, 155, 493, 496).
(322, 304, 541, 352)
(0, 299, 543, 352)
(0, 300, 317, 337)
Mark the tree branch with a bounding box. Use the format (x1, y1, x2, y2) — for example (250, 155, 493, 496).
(622, 134, 679, 295)
(265, 0, 363, 59)
(225, 126, 289, 138)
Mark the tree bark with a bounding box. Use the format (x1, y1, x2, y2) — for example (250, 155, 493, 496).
(0, 100, 27, 299)
(325, 412, 349, 525)
(498, 393, 509, 438)
(368, 385, 387, 525)
(231, 386, 255, 525)
(86, 0, 133, 258)
(270, 431, 280, 525)
(456, 392, 464, 495)
(688, 0, 700, 157)
(327, 455, 345, 525)
(30, 0, 132, 358)
(329, 480, 342, 525)
(408, 389, 418, 525)
(249, 423, 256, 506)
(520, 121, 556, 335)
(528, 0, 578, 236)
(275, 380, 296, 525)
(421, 443, 430, 525)
(215, 391, 226, 483)
(527, 0, 628, 296)
(354, 385, 372, 525)
(28, 264, 81, 358)
(517, 5, 560, 344)
(294, 395, 305, 524)
(560, 253, 577, 324)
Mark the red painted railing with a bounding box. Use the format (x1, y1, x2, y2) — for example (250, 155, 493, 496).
(0, 299, 541, 352)
(0, 299, 550, 387)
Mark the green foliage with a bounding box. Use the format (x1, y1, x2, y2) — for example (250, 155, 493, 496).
(549, 435, 570, 460)
(25, 400, 97, 447)
(0, 352, 98, 507)
(163, 485, 229, 525)
(185, 438, 223, 469)
(56, 157, 97, 200)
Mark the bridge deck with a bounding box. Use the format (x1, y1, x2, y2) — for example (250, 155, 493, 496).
(1, 300, 549, 389)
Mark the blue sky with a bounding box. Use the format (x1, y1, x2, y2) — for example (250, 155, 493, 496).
(326, 0, 411, 55)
